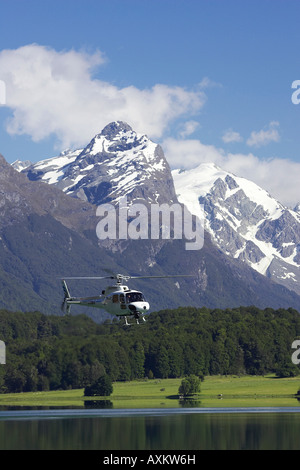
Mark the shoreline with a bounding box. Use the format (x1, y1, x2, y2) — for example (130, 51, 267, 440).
(0, 375, 299, 409)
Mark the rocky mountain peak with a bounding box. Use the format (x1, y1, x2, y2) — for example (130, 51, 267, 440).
(0, 153, 6, 165)
(294, 202, 300, 214)
(0, 152, 24, 181)
(15, 122, 177, 206)
(100, 121, 133, 138)
(173, 162, 300, 296)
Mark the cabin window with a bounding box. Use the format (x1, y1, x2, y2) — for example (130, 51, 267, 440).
(120, 294, 125, 303)
(126, 292, 145, 303)
(112, 294, 119, 303)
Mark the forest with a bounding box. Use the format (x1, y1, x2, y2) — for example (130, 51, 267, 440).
(0, 305, 300, 393)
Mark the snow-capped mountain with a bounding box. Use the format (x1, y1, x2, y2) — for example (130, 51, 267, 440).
(173, 163, 300, 295)
(5, 139, 300, 314)
(12, 159, 32, 172)
(15, 121, 176, 206)
(12, 122, 300, 299)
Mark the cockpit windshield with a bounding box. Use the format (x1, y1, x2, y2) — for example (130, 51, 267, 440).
(126, 292, 145, 303)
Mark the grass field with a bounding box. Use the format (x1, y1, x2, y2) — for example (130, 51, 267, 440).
(0, 375, 299, 409)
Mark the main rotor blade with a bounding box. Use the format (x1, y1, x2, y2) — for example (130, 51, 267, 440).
(61, 274, 195, 281)
(61, 276, 115, 280)
(129, 275, 195, 279)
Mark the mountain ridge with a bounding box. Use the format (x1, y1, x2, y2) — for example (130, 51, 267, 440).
(15, 125, 300, 297)
(6, 122, 300, 317)
(17, 121, 177, 207)
(173, 162, 300, 295)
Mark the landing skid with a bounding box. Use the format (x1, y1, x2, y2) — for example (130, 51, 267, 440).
(123, 316, 147, 326)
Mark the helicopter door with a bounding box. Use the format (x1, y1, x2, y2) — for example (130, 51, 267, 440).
(120, 293, 126, 309)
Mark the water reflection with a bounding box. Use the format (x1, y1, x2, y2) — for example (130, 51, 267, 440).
(1, 411, 300, 450)
(179, 398, 201, 408)
(84, 400, 113, 409)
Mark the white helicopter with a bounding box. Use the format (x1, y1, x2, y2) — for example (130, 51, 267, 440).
(61, 273, 193, 325)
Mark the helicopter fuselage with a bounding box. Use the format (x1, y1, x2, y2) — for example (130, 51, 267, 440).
(61, 273, 194, 325)
(63, 281, 149, 319)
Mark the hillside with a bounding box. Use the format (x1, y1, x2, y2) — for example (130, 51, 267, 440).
(6, 123, 300, 316)
(0, 305, 299, 393)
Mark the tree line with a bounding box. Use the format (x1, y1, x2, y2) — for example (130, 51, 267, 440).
(0, 305, 300, 393)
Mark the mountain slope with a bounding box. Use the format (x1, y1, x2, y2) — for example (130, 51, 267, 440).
(173, 163, 300, 295)
(7, 123, 300, 315)
(0, 152, 123, 317)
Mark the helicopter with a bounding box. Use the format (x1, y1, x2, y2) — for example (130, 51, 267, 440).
(61, 273, 193, 325)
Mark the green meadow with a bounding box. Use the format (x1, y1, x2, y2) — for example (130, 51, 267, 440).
(0, 375, 300, 409)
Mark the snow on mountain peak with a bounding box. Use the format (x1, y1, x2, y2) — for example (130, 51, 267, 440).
(15, 122, 175, 206)
(12, 159, 33, 172)
(173, 162, 283, 219)
(173, 162, 300, 295)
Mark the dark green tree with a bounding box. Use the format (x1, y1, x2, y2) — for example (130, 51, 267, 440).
(155, 346, 170, 378)
(4, 366, 26, 393)
(131, 342, 145, 379)
(178, 375, 201, 397)
(84, 374, 113, 397)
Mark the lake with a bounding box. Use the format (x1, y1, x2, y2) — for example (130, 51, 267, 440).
(1, 407, 300, 450)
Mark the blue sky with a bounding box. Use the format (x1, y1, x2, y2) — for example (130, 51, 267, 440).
(0, 0, 300, 206)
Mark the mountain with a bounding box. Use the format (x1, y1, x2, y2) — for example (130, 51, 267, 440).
(17, 121, 176, 206)
(0, 152, 121, 317)
(11, 159, 32, 172)
(7, 122, 300, 316)
(173, 163, 300, 295)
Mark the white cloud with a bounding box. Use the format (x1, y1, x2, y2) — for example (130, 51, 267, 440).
(222, 129, 243, 143)
(0, 44, 206, 149)
(163, 137, 300, 208)
(0, 44, 297, 209)
(198, 77, 222, 89)
(179, 120, 200, 138)
(163, 137, 225, 169)
(246, 121, 280, 147)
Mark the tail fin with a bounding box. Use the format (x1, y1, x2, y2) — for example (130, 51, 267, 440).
(62, 279, 71, 299)
(61, 279, 71, 314)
